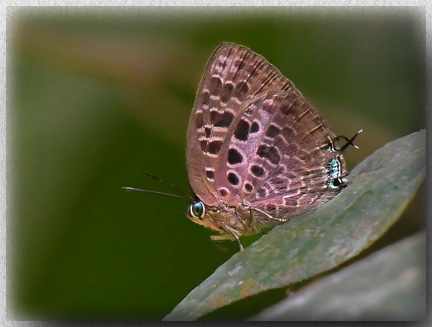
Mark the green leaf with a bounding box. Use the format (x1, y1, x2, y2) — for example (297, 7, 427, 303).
(252, 232, 426, 320)
(164, 130, 425, 321)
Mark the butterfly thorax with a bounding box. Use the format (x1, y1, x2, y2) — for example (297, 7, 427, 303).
(187, 201, 283, 238)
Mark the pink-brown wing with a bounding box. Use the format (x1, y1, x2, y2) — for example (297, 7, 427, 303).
(213, 90, 346, 215)
(186, 43, 303, 206)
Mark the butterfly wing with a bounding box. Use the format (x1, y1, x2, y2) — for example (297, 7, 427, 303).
(217, 90, 347, 217)
(186, 43, 303, 206)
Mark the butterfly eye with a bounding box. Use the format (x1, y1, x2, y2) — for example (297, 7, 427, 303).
(190, 202, 205, 219)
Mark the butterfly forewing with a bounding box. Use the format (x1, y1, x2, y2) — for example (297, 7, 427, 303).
(186, 43, 305, 205)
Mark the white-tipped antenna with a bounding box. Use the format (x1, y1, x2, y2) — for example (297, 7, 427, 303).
(122, 171, 192, 202)
(121, 186, 184, 199)
(140, 171, 192, 201)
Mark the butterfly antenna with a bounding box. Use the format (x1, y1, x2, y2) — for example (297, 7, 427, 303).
(121, 187, 187, 201)
(140, 171, 193, 201)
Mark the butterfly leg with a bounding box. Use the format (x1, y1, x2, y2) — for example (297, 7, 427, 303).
(211, 234, 244, 251)
(251, 207, 287, 223)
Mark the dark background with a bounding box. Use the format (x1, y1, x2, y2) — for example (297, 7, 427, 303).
(8, 7, 425, 320)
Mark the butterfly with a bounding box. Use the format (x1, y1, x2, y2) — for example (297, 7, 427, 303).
(185, 43, 360, 250)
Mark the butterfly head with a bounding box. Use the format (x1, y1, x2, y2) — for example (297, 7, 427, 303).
(187, 199, 240, 234)
(189, 201, 206, 221)
(187, 200, 219, 231)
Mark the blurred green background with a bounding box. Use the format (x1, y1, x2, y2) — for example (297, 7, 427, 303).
(8, 7, 425, 320)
